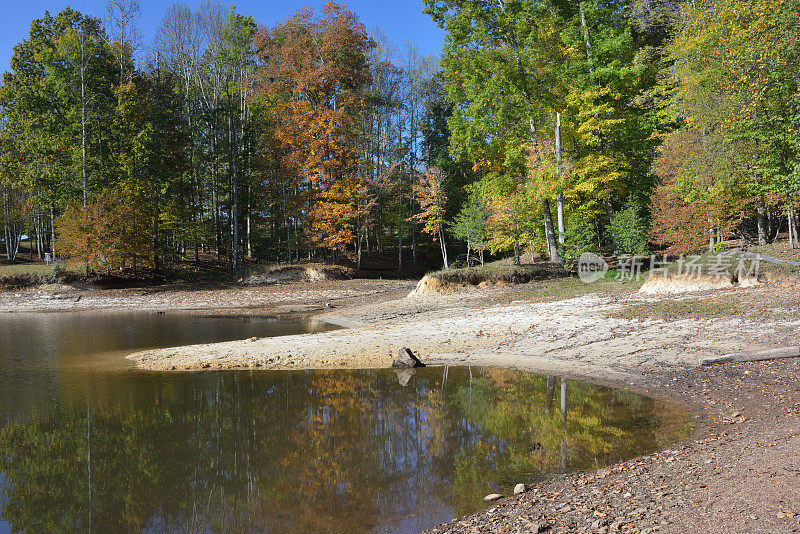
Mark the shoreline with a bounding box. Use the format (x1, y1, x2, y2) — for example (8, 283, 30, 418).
(125, 282, 799, 382)
(1, 278, 799, 532)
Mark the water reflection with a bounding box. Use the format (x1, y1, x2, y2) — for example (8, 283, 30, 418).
(0, 366, 692, 533)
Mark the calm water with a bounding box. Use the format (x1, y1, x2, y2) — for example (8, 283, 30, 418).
(0, 312, 692, 533)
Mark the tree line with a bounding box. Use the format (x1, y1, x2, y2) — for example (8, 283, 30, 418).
(424, 0, 800, 266)
(0, 1, 445, 272)
(1, 0, 799, 272)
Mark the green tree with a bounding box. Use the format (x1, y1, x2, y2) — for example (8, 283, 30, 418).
(653, 0, 800, 251)
(424, 0, 569, 262)
(449, 185, 489, 266)
(610, 198, 650, 255)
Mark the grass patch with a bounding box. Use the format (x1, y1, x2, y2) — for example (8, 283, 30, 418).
(610, 292, 800, 322)
(242, 262, 352, 280)
(496, 275, 644, 304)
(0, 264, 58, 277)
(427, 259, 569, 286)
(611, 297, 742, 321)
(0, 263, 83, 288)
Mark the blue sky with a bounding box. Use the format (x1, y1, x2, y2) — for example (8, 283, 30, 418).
(1, 1, 445, 73)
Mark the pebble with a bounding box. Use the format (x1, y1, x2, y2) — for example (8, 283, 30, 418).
(514, 483, 527, 495)
(483, 493, 502, 502)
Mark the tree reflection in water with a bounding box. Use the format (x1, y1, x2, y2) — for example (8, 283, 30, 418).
(0, 367, 691, 533)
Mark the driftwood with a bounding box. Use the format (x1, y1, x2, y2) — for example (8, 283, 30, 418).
(699, 347, 800, 366)
(730, 250, 800, 267)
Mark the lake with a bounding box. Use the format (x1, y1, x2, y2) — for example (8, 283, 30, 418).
(0, 312, 692, 533)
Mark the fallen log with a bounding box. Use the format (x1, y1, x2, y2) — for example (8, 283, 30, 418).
(699, 347, 800, 366)
(737, 251, 800, 267)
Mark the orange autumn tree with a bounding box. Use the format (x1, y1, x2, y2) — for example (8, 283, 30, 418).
(412, 167, 449, 269)
(57, 189, 154, 271)
(254, 2, 373, 254)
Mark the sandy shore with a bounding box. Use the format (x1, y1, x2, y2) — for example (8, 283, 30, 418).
(2, 277, 799, 532)
(108, 281, 800, 386)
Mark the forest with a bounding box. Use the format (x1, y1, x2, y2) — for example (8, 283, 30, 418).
(0, 0, 798, 274)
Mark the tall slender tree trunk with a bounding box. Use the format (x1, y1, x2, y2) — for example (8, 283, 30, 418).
(36, 210, 43, 259)
(555, 112, 565, 257)
(50, 206, 56, 256)
(229, 94, 239, 272)
(412, 222, 417, 266)
(542, 199, 560, 263)
(153, 56, 161, 271)
(398, 234, 402, 274)
(283, 185, 291, 263)
(757, 204, 768, 246)
(153, 198, 160, 271)
(438, 227, 449, 269)
(80, 62, 88, 207)
(769, 208, 780, 243)
(708, 220, 715, 252)
(357, 229, 363, 270)
(246, 184, 252, 259)
(529, 120, 560, 264)
(579, 2, 595, 77)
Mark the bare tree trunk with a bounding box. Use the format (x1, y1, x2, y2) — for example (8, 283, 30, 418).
(555, 113, 565, 256)
(229, 93, 239, 272)
(152, 54, 164, 270)
(542, 199, 560, 263)
(398, 234, 402, 274)
(246, 184, 252, 259)
(283, 185, 291, 263)
(757, 204, 768, 246)
(36, 210, 43, 259)
(50, 206, 56, 255)
(579, 2, 594, 77)
(529, 120, 560, 264)
(80, 59, 88, 207)
(2, 187, 22, 263)
(438, 227, 449, 269)
(153, 198, 160, 270)
(412, 227, 417, 266)
(769, 208, 780, 243)
(357, 230, 363, 270)
(709, 219, 715, 252)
